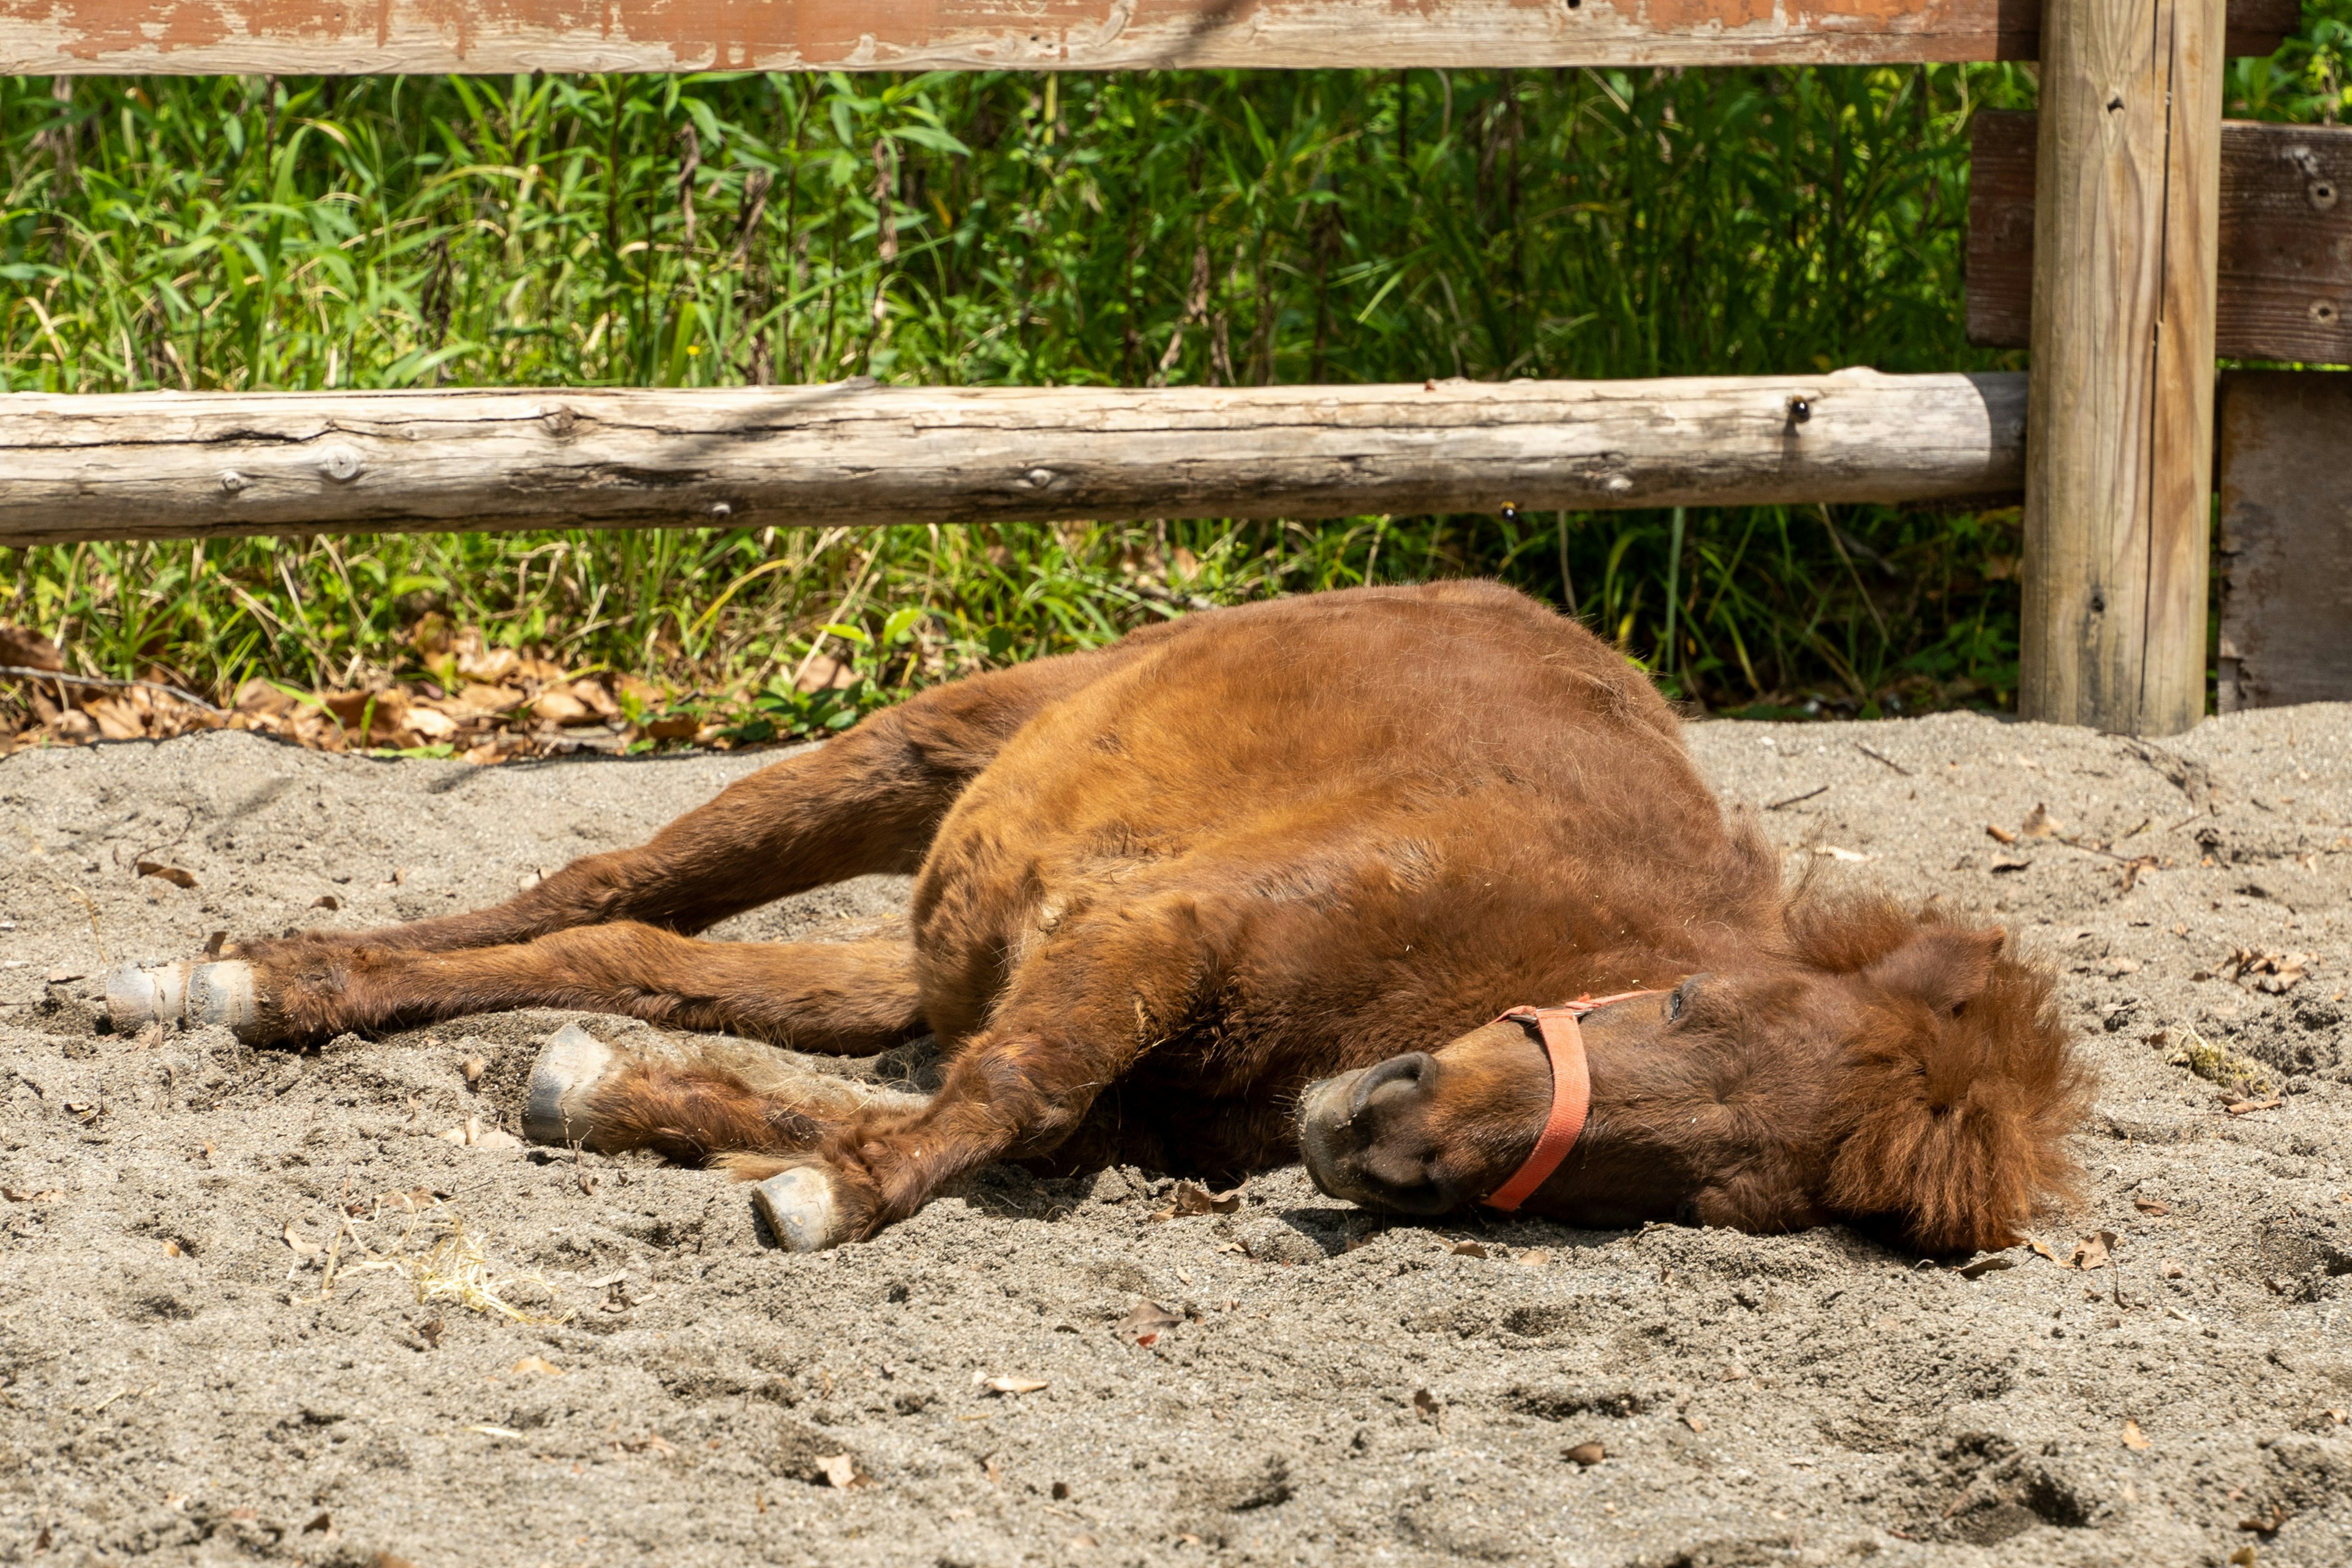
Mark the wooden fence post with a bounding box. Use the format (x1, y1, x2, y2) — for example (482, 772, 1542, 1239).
(2020, 0, 2227, 736)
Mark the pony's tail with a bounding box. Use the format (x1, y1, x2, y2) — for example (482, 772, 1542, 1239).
(1822, 960, 2092, 1254)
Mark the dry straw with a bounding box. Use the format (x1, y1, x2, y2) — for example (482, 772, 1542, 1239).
(349, 1212, 571, 1325)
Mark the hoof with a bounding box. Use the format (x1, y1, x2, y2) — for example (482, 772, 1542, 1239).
(186, 962, 260, 1030)
(104, 960, 259, 1032)
(751, 1167, 845, 1253)
(524, 1023, 615, 1147)
(106, 961, 190, 1032)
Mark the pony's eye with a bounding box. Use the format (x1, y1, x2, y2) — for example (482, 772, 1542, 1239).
(1667, 976, 1704, 1022)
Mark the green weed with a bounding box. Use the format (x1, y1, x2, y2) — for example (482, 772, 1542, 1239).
(3, 27, 2345, 720)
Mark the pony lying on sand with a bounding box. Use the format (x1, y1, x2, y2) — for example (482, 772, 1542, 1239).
(108, 581, 2088, 1253)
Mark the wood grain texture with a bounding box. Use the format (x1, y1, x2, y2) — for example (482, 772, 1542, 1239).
(2018, 0, 2226, 738)
(0, 0, 2299, 74)
(2216, 370, 2352, 711)
(1970, 110, 2352, 363)
(0, 372, 2026, 545)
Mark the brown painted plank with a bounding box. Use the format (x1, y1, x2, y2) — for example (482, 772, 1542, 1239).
(0, 0, 2299, 75)
(1972, 108, 2352, 364)
(2217, 369, 2352, 710)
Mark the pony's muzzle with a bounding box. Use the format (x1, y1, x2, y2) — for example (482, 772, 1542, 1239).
(1297, 1052, 1453, 1215)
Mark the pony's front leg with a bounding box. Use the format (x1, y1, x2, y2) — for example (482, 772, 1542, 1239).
(750, 892, 1231, 1250)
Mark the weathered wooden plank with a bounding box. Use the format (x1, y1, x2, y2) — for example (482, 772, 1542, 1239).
(1971, 110, 2352, 364)
(0, 372, 2026, 544)
(0, 0, 2300, 75)
(2216, 370, 2352, 710)
(2018, 0, 2225, 737)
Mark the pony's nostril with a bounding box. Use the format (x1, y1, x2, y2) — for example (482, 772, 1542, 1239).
(1348, 1052, 1433, 1122)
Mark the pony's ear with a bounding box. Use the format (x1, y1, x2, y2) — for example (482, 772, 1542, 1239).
(1863, 926, 2005, 1014)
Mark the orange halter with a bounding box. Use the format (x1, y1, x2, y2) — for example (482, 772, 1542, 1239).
(1480, 990, 1668, 1212)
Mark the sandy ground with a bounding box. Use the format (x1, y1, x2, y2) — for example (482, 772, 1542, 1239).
(3, 706, 2350, 1568)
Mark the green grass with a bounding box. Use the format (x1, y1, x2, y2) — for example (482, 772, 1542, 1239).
(5, 24, 2350, 734)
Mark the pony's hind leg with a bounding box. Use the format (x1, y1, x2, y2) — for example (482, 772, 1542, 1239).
(218, 647, 1132, 975)
(184, 929, 926, 1049)
(115, 644, 1150, 1035)
(524, 1023, 928, 1164)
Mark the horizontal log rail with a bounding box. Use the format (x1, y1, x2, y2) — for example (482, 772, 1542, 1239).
(0, 0, 2296, 75)
(0, 372, 2026, 544)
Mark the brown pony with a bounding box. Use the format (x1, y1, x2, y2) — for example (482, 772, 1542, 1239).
(107, 582, 2087, 1254)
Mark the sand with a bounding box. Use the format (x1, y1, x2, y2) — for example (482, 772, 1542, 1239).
(2, 706, 2349, 1567)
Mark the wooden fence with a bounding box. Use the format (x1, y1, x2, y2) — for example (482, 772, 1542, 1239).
(0, 0, 2339, 736)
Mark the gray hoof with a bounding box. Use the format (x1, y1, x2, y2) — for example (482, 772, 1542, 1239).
(105, 960, 258, 1032)
(107, 960, 189, 1032)
(186, 962, 259, 1030)
(752, 1167, 845, 1253)
(524, 1023, 616, 1147)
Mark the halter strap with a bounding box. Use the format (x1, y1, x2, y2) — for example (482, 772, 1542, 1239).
(1480, 989, 1668, 1212)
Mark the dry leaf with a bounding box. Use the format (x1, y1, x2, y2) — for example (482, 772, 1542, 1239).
(1955, 1253, 2016, 1280)
(2021, 803, 2062, 838)
(462, 1056, 488, 1087)
(162, 1239, 183, 1257)
(311, 894, 341, 911)
(568, 679, 620, 719)
(1989, 857, 2034, 874)
(2226, 1096, 2285, 1117)
(2224, 948, 2313, 995)
(282, 1222, 322, 1257)
(795, 652, 862, 694)
(2121, 1420, 2151, 1451)
(1448, 1240, 1488, 1259)
(815, 1453, 866, 1489)
(1682, 1414, 1707, 1433)
(1566, 1441, 1607, 1466)
(440, 1116, 524, 1149)
(510, 1355, 564, 1376)
(466, 1424, 526, 1439)
(529, 690, 594, 726)
(1810, 845, 1874, 862)
(1985, 823, 2019, 845)
(134, 861, 198, 889)
(44, 964, 83, 984)
(981, 1376, 1049, 1396)
(2228, 1548, 2258, 1568)
(2133, 1199, 2171, 1217)
(1117, 1301, 1182, 1344)
(1515, 1248, 1553, 1268)
(1412, 1389, 1443, 1425)
(404, 706, 460, 742)
(1721, 1364, 1749, 1383)
(1148, 1180, 1245, 1221)
(2067, 1231, 2119, 1271)
(0, 622, 65, 671)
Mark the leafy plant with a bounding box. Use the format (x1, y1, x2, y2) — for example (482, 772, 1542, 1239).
(2, 20, 2342, 725)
